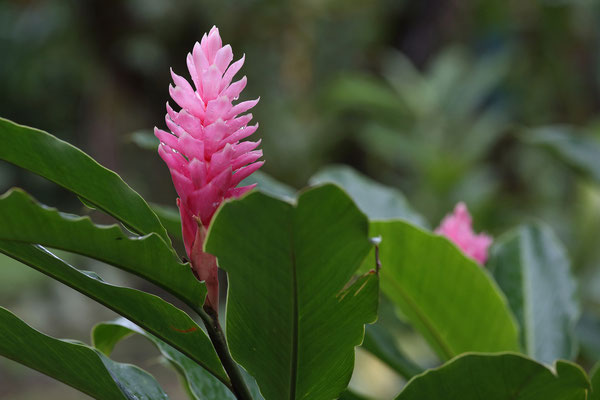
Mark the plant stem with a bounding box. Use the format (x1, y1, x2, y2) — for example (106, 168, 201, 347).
(196, 305, 253, 400)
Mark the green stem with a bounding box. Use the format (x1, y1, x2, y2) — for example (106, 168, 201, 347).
(196, 305, 253, 400)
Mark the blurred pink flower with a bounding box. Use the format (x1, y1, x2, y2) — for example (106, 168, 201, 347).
(155, 26, 263, 311)
(435, 202, 492, 265)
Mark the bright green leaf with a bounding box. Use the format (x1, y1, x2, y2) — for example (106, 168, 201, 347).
(93, 319, 236, 400)
(206, 185, 379, 400)
(396, 353, 590, 400)
(0, 188, 204, 310)
(0, 117, 170, 243)
(489, 223, 579, 364)
(370, 220, 520, 359)
(0, 241, 227, 382)
(0, 307, 169, 400)
(310, 165, 428, 228)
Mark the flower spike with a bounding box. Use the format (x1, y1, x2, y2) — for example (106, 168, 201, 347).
(156, 26, 262, 312)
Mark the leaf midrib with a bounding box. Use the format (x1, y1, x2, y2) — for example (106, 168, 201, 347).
(289, 221, 299, 400)
(386, 272, 454, 360)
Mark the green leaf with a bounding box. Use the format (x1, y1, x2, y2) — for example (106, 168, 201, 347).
(396, 353, 590, 400)
(0, 117, 169, 243)
(0, 307, 169, 400)
(93, 319, 236, 400)
(338, 390, 372, 400)
(309, 165, 428, 228)
(362, 324, 423, 379)
(0, 241, 227, 383)
(489, 223, 579, 364)
(0, 188, 204, 310)
(370, 220, 520, 360)
(206, 184, 379, 400)
(523, 126, 600, 184)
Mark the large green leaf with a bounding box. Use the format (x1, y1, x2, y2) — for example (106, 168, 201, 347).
(0, 188, 204, 310)
(0, 117, 170, 243)
(93, 319, 237, 400)
(0, 240, 227, 383)
(310, 165, 428, 227)
(396, 353, 590, 400)
(205, 185, 379, 400)
(370, 220, 520, 359)
(489, 224, 579, 364)
(523, 126, 600, 184)
(0, 307, 169, 400)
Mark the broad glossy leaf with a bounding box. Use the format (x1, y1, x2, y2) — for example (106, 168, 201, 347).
(94, 319, 236, 400)
(206, 185, 379, 400)
(0, 188, 204, 310)
(309, 165, 427, 227)
(523, 126, 600, 183)
(489, 224, 579, 364)
(0, 241, 226, 382)
(0, 117, 169, 243)
(396, 353, 590, 400)
(370, 221, 519, 359)
(0, 307, 168, 400)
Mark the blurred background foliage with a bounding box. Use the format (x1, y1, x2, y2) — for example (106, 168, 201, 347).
(2, 0, 600, 399)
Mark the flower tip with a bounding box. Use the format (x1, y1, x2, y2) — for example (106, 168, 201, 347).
(455, 201, 467, 214)
(193, 41, 202, 55)
(436, 202, 492, 265)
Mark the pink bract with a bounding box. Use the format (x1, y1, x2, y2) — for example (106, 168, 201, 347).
(155, 26, 263, 312)
(435, 202, 492, 265)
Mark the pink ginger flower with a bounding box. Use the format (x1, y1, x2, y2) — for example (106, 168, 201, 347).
(155, 26, 263, 312)
(435, 202, 492, 265)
